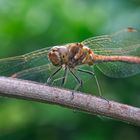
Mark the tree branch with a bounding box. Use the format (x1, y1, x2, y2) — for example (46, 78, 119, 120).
(0, 76, 140, 126)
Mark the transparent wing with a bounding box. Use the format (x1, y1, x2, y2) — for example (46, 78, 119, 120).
(82, 28, 140, 78)
(11, 63, 96, 92)
(10, 64, 60, 83)
(0, 47, 51, 77)
(0, 47, 92, 89)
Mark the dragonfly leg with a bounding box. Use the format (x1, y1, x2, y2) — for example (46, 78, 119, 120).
(69, 68, 83, 99)
(94, 74, 109, 103)
(77, 68, 109, 102)
(76, 68, 102, 96)
(76, 68, 95, 76)
(51, 77, 65, 85)
(61, 67, 68, 86)
(50, 67, 68, 86)
(69, 69, 83, 90)
(47, 66, 62, 84)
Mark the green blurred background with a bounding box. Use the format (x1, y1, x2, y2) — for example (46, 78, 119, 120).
(0, 0, 140, 139)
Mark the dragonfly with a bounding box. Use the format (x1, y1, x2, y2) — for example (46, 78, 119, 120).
(0, 27, 140, 93)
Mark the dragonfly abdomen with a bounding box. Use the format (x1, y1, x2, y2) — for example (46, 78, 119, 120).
(94, 55, 140, 64)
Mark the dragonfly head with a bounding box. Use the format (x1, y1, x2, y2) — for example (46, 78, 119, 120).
(48, 46, 69, 66)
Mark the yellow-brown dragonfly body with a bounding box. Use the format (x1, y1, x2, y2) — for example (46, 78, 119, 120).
(0, 27, 140, 88)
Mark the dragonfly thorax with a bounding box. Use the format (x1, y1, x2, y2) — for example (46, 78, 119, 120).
(48, 43, 94, 68)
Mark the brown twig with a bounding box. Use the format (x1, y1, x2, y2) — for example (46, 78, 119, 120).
(0, 76, 140, 125)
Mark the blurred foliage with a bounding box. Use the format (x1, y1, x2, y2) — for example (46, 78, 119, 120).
(0, 0, 140, 140)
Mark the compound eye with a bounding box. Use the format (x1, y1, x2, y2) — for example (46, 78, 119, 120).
(48, 50, 61, 66)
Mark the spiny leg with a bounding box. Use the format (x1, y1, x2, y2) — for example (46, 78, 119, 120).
(51, 67, 68, 87)
(77, 68, 95, 76)
(51, 77, 65, 86)
(47, 66, 62, 84)
(69, 68, 83, 99)
(77, 67, 109, 102)
(69, 68, 83, 91)
(61, 66, 68, 86)
(76, 68, 102, 96)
